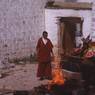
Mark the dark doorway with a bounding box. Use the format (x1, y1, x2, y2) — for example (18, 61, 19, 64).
(59, 17, 83, 55)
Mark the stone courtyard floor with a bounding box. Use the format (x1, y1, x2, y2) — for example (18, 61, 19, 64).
(0, 62, 95, 95)
(0, 62, 49, 91)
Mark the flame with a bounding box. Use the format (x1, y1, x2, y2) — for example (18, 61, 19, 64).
(51, 68, 64, 85)
(49, 58, 64, 85)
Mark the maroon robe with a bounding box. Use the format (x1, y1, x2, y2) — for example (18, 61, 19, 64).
(36, 37, 53, 78)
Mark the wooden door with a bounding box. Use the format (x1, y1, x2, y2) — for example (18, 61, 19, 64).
(59, 17, 83, 56)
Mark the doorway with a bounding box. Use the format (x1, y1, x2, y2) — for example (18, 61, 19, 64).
(59, 17, 83, 55)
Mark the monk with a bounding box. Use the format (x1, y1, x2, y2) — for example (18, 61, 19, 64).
(36, 31, 54, 80)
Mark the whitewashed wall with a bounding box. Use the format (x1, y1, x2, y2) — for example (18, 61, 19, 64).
(0, 0, 47, 60)
(54, 0, 93, 3)
(45, 9, 92, 55)
(0, 0, 94, 60)
(91, 2, 95, 41)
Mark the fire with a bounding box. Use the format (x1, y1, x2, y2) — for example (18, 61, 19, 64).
(51, 68, 64, 85)
(49, 58, 64, 85)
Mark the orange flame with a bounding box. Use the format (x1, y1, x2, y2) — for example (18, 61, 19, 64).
(51, 68, 64, 85)
(49, 59, 64, 85)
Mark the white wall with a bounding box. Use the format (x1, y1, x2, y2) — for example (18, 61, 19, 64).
(45, 9, 92, 53)
(54, 0, 93, 3)
(77, 0, 93, 3)
(0, 0, 48, 60)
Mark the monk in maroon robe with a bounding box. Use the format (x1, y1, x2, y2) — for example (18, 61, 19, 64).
(36, 31, 54, 80)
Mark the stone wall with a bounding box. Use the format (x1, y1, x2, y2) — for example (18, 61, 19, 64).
(45, 9, 92, 57)
(91, 2, 95, 41)
(45, 0, 94, 57)
(0, 0, 47, 60)
(0, 0, 95, 61)
(54, 0, 93, 3)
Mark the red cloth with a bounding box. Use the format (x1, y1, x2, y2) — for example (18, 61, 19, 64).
(36, 38, 53, 62)
(36, 38, 53, 78)
(37, 62, 52, 78)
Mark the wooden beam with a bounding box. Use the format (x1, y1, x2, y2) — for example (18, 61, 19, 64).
(46, 2, 92, 10)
